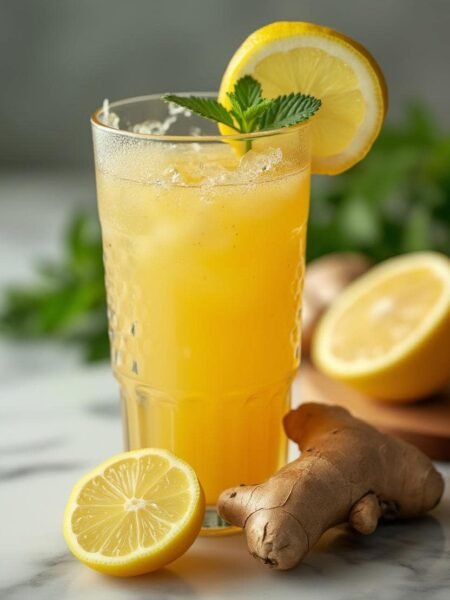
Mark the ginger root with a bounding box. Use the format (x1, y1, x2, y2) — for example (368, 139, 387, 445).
(217, 403, 444, 570)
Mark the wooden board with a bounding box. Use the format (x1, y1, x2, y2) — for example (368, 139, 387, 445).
(295, 363, 450, 461)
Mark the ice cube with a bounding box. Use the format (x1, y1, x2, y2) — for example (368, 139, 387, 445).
(162, 166, 183, 184)
(238, 147, 283, 181)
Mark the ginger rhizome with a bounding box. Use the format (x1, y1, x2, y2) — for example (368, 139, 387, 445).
(217, 403, 444, 570)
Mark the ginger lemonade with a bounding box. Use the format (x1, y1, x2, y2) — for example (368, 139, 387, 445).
(92, 96, 310, 527)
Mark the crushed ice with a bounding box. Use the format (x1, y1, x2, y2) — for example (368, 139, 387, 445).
(132, 102, 193, 135)
(100, 97, 285, 186)
(177, 147, 283, 187)
(238, 148, 283, 180)
(101, 99, 120, 129)
(131, 118, 177, 135)
(168, 102, 192, 117)
(161, 166, 183, 184)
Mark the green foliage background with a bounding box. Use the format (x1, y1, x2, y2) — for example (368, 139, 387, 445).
(1, 105, 449, 362)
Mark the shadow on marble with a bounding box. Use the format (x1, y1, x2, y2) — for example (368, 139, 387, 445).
(85, 398, 121, 419)
(76, 566, 197, 599)
(283, 512, 448, 582)
(70, 537, 245, 599)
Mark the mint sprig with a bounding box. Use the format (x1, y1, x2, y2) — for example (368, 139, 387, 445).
(163, 75, 321, 137)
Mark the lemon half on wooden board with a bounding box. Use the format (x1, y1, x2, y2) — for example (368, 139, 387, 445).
(312, 252, 450, 402)
(63, 449, 205, 576)
(219, 21, 388, 174)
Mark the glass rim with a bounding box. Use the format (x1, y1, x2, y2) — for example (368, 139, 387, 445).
(91, 92, 309, 143)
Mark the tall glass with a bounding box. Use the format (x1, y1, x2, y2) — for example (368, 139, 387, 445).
(91, 95, 311, 532)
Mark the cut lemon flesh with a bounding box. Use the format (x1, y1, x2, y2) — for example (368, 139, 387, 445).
(219, 21, 387, 174)
(63, 449, 204, 576)
(312, 252, 450, 401)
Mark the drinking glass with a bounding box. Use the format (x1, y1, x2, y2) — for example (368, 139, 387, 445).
(91, 95, 311, 532)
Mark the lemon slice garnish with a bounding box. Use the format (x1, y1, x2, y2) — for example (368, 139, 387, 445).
(219, 21, 387, 174)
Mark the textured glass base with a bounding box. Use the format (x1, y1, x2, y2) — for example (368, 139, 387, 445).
(117, 373, 291, 506)
(200, 506, 241, 536)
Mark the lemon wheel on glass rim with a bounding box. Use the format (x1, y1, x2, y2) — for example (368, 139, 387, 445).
(219, 21, 388, 174)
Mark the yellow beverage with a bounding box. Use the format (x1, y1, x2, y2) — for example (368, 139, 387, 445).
(92, 97, 310, 526)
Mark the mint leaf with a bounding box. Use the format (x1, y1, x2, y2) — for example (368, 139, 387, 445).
(162, 76, 322, 141)
(243, 99, 273, 124)
(162, 95, 238, 130)
(229, 75, 262, 111)
(257, 93, 322, 131)
(227, 76, 267, 132)
(226, 93, 246, 131)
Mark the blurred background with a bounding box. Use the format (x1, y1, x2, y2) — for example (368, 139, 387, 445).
(0, 0, 449, 376)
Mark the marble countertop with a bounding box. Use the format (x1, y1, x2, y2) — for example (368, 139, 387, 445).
(1, 171, 449, 599)
(1, 365, 449, 600)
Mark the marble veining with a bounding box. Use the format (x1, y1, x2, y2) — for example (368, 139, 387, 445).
(0, 365, 449, 600)
(0, 462, 83, 481)
(0, 437, 65, 456)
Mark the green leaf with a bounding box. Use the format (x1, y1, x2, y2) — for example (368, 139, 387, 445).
(337, 195, 381, 246)
(227, 77, 269, 132)
(230, 98, 273, 133)
(230, 75, 262, 111)
(226, 93, 245, 131)
(257, 93, 322, 130)
(402, 206, 431, 252)
(243, 100, 273, 124)
(0, 209, 110, 360)
(163, 77, 322, 136)
(162, 95, 237, 130)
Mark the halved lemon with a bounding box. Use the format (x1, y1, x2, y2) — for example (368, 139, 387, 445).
(219, 21, 388, 174)
(312, 252, 450, 401)
(63, 449, 204, 576)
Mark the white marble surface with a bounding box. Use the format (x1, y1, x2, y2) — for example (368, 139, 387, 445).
(0, 365, 449, 600)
